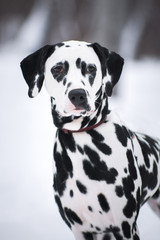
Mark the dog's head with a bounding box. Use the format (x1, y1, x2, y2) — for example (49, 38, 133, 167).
(21, 40, 124, 127)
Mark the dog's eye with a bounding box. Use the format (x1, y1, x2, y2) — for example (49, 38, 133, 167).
(86, 65, 96, 74)
(52, 65, 64, 73)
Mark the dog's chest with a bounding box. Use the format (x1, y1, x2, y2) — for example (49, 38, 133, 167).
(53, 113, 142, 231)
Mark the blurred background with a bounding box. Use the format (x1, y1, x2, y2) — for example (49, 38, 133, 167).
(0, 0, 160, 239)
(1, 0, 160, 57)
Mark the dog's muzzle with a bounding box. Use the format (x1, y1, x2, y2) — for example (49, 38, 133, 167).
(68, 88, 90, 111)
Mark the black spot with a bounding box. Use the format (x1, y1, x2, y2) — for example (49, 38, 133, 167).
(76, 58, 81, 68)
(89, 75, 94, 86)
(123, 195, 137, 218)
(54, 195, 71, 228)
(51, 61, 69, 82)
(126, 150, 137, 180)
(58, 130, 76, 152)
(87, 129, 104, 141)
(139, 162, 158, 203)
(76, 180, 87, 194)
(103, 234, 111, 240)
(114, 124, 129, 147)
(64, 207, 83, 225)
(93, 140, 112, 155)
(87, 129, 112, 155)
(83, 232, 94, 240)
(86, 64, 97, 86)
(96, 226, 101, 231)
(67, 82, 72, 89)
(122, 175, 135, 199)
(122, 221, 131, 238)
(81, 80, 85, 86)
(77, 145, 84, 154)
(83, 145, 118, 183)
(81, 61, 87, 76)
(124, 168, 128, 174)
(70, 190, 74, 197)
(98, 193, 110, 212)
(88, 206, 93, 212)
(136, 187, 141, 205)
(53, 144, 68, 196)
(63, 77, 67, 86)
(115, 186, 124, 198)
(56, 42, 65, 48)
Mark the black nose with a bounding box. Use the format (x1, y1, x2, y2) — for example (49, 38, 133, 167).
(68, 89, 87, 108)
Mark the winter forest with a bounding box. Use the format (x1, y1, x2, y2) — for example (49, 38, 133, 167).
(0, 0, 160, 239)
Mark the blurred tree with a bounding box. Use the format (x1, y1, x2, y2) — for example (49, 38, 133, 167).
(0, 0, 160, 58)
(119, 0, 160, 58)
(0, 0, 36, 43)
(136, 0, 160, 58)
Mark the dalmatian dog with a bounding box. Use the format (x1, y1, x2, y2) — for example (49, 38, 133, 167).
(21, 40, 160, 240)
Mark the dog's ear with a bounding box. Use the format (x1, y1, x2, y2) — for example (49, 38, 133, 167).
(91, 42, 124, 96)
(20, 45, 55, 97)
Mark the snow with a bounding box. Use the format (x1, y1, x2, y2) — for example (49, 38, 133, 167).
(0, 9, 160, 240)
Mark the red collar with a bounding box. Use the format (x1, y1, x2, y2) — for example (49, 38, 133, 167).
(62, 117, 107, 133)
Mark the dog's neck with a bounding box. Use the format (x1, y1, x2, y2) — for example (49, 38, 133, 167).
(51, 92, 109, 132)
(62, 117, 107, 133)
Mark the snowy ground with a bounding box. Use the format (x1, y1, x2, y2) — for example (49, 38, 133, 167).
(0, 43, 160, 240)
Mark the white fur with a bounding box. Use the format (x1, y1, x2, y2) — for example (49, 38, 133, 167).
(44, 41, 103, 117)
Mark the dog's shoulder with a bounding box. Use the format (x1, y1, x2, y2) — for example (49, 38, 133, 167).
(101, 111, 134, 147)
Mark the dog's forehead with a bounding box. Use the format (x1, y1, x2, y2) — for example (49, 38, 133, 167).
(47, 41, 100, 66)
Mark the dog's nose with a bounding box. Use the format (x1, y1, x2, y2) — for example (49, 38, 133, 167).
(68, 89, 87, 108)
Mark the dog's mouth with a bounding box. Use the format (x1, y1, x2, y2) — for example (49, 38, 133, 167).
(63, 104, 94, 117)
(74, 105, 91, 111)
(74, 107, 85, 111)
